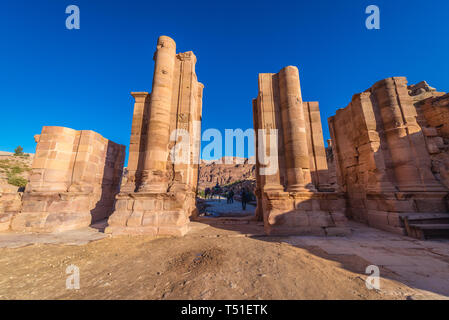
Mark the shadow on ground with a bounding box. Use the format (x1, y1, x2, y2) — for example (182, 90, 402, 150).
(191, 213, 449, 298)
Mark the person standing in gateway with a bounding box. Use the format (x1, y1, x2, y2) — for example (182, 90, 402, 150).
(241, 188, 249, 210)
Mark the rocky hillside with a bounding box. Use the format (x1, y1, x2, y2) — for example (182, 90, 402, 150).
(198, 157, 256, 192)
(0, 152, 33, 193)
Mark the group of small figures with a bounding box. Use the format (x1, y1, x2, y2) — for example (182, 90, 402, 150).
(203, 183, 252, 210)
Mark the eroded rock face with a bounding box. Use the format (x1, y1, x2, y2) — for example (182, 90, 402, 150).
(416, 90, 449, 190)
(105, 36, 203, 237)
(253, 66, 347, 236)
(10, 127, 125, 233)
(0, 153, 33, 231)
(408, 81, 437, 98)
(328, 77, 449, 235)
(0, 185, 23, 231)
(198, 157, 256, 191)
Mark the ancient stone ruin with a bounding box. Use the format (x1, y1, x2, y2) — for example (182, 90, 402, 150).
(0, 35, 447, 239)
(328, 77, 449, 238)
(10, 126, 125, 233)
(0, 186, 23, 232)
(252, 66, 348, 236)
(105, 36, 203, 236)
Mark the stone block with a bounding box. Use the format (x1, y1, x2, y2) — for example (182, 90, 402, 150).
(330, 211, 348, 226)
(366, 210, 389, 228)
(319, 198, 346, 211)
(142, 212, 158, 226)
(422, 127, 438, 137)
(294, 199, 312, 210)
(376, 199, 416, 213)
(126, 210, 144, 227)
(415, 198, 447, 213)
(8, 126, 125, 233)
(308, 211, 334, 227)
(158, 211, 187, 226)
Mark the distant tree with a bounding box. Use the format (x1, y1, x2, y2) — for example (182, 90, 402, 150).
(14, 146, 24, 156)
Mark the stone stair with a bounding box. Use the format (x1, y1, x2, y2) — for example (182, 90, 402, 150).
(400, 213, 449, 240)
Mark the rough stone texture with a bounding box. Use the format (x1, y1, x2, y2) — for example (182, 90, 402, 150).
(10, 126, 125, 233)
(198, 157, 256, 192)
(328, 77, 449, 235)
(106, 36, 203, 236)
(253, 66, 347, 235)
(414, 89, 449, 189)
(0, 185, 23, 232)
(0, 153, 33, 230)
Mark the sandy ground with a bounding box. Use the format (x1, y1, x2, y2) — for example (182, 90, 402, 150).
(0, 218, 448, 300)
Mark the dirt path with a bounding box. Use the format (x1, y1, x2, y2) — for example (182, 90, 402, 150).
(0, 221, 447, 300)
(203, 199, 256, 217)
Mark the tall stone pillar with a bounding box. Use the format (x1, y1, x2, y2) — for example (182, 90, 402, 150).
(303, 101, 331, 191)
(372, 78, 445, 192)
(253, 66, 347, 236)
(279, 66, 313, 192)
(139, 36, 177, 193)
(106, 36, 203, 237)
(255, 73, 284, 191)
(122, 92, 150, 193)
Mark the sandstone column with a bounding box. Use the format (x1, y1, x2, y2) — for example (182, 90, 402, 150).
(255, 73, 284, 191)
(122, 92, 149, 193)
(139, 36, 177, 193)
(303, 101, 332, 191)
(106, 36, 204, 236)
(372, 78, 445, 192)
(253, 66, 348, 236)
(278, 66, 314, 192)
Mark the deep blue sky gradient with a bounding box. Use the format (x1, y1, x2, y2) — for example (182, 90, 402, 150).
(1, 0, 448, 161)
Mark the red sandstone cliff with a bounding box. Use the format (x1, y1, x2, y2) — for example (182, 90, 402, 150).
(198, 157, 256, 192)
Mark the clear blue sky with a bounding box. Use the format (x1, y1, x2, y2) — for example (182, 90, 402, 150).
(1, 0, 448, 162)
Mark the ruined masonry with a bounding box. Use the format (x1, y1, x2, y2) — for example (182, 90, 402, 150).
(328, 77, 449, 239)
(105, 36, 203, 236)
(10, 126, 125, 233)
(1, 35, 447, 239)
(253, 66, 348, 236)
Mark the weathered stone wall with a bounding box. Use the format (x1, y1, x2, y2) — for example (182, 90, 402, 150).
(328, 77, 449, 235)
(0, 185, 23, 231)
(106, 36, 203, 236)
(10, 126, 125, 233)
(412, 84, 449, 189)
(253, 66, 347, 236)
(420, 93, 449, 137)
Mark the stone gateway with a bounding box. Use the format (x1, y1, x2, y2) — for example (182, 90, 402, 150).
(0, 35, 447, 240)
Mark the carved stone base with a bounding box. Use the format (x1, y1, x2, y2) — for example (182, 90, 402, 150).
(360, 191, 449, 235)
(261, 191, 349, 236)
(11, 192, 92, 233)
(0, 188, 23, 232)
(105, 191, 196, 237)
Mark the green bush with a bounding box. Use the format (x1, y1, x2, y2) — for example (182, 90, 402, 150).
(7, 175, 27, 188)
(10, 166, 24, 175)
